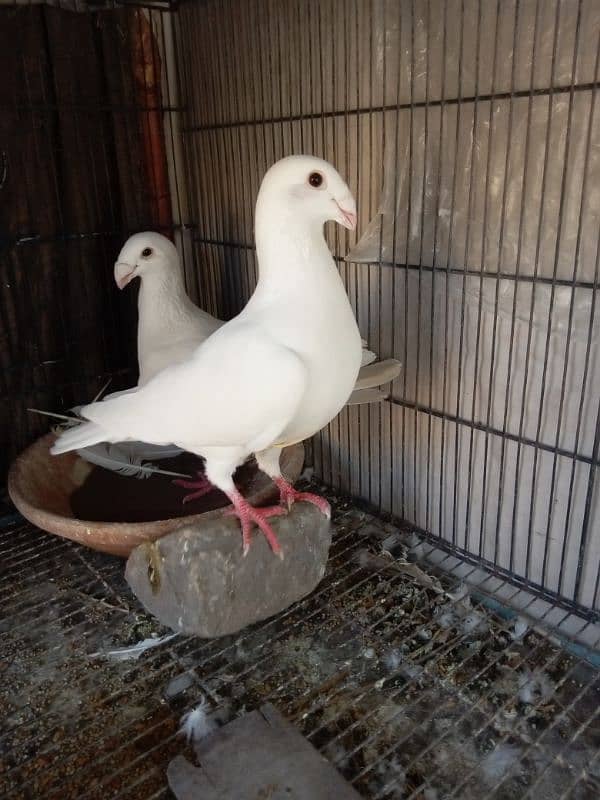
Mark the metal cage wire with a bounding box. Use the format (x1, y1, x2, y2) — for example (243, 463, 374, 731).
(168, 0, 600, 618)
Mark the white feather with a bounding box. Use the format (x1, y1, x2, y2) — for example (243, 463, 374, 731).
(360, 343, 377, 367)
(345, 387, 389, 405)
(90, 632, 178, 661)
(179, 698, 219, 742)
(76, 443, 190, 479)
(353, 358, 401, 391)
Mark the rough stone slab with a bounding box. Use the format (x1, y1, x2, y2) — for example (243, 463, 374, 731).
(167, 703, 363, 800)
(125, 502, 331, 637)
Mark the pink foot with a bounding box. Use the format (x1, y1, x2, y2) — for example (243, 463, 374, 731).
(223, 488, 287, 558)
(173, 471, 215, 503)
(274, 477, 331, 519)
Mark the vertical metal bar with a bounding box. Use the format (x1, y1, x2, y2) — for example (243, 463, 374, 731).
(351, 0, 361, 497)
(363, 0, 374, 504)
(441, 0, 465, 542)
(314, 0, 327, 477)
(421, 0, 433, 533)
(410, 0, 420, 525)
(507, 0, 563, 579)
(464, 0, 502, 559)
(477, 0, 522, 567)
(329, 0, 339, 490)
(489, 0, 540, 564)
(467, 0, 500, 558)
(402, 0, 414, 521)
(341, 0, 352, 495)
(450, 0, 483, 550)
(427, 0, 448, 540)
(381, 3, 406, 515)
(524, 0, 583, 583)
(375, 0, 394, 514)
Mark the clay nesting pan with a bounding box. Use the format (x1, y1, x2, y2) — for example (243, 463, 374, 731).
(8, 433, 305, 557)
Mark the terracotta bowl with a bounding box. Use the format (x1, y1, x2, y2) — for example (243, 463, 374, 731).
(8, 433, 305, 557)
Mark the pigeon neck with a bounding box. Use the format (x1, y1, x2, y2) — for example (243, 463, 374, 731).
(139, 267, 187, 303)
(255, 204, 332, 283)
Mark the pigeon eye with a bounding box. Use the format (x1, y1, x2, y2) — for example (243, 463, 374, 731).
(141, 247, 153, 258)
(308, 171, 324, 188)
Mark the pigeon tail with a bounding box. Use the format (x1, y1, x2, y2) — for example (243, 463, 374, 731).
(50, 422, 110, 455)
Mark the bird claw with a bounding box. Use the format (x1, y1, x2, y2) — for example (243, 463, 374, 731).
(223, 492, 286, 557)
(274, 478, 331, 519)
(173, 471, 214, 503)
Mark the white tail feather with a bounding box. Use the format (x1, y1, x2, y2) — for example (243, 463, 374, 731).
(50, 422, 110, 455)
(360, 346, 377, 367)
(346, 387, 389, 405)
(354, 358, 402, 391)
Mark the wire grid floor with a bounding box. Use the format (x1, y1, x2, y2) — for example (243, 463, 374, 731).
(0, 487, 599, 800)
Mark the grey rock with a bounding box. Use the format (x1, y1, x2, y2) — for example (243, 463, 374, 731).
(125, 502, 331, 637)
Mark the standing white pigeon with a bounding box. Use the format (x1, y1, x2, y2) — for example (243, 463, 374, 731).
(51, 156, 364, 557)
(114, 233, 397, 394)
(67, 229, 399, 484)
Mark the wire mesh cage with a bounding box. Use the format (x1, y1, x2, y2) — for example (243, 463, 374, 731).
(176, 0, 600, 618)
(1, 0, 599, 798)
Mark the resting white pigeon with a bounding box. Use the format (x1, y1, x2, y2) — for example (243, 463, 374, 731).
(52, 156, 363, 557)
(114, 233, 222, 387)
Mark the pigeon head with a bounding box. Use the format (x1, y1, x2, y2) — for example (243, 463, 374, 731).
(114, 232, 179, 290)
(257, 155, 357, 231)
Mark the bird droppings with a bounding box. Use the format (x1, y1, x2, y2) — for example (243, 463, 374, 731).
(511, 617, 530, 641)
(517, 670, 556, 705)
(1, 485, 599, 800)
(382, 649, 404, 672)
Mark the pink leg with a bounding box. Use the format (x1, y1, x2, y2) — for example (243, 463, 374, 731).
(223, 488, 287, 558)
(274, 477, 331, 519)
(173, 471, 215, 504)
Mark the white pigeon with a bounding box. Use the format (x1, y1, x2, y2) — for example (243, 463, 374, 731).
(114, 233, 221, 387)
(114, 233, 398, 396)
(52, 156, 364, 557)
(72, 229, 400, 482)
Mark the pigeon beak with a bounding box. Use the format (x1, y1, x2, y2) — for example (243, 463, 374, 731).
(114, 261, 137, 290)
(334, 200, 357, 231)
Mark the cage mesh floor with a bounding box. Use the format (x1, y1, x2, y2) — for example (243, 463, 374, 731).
(1, 487, 599, 800)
